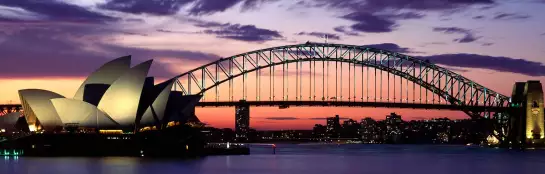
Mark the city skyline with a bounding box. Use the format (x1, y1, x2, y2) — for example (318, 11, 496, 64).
(1, 0, 545, 130)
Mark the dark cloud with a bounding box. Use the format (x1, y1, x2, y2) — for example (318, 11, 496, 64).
(493, 13, 530, 20)
(189, 0, 278, 15)
(0, 24, 219, 79)
(313, 0, 494, 12)
(362, 0, 494, 10)
(482, 43, 493, 46)
(340, 11, 425, 33)
(472, 15, 485, 19)
(263, 117, 299, 120)
(380, 12, 425, 20)
(296, 32, 341, 40)
(99, 0, 193, 16)
(432, 27, 481, 43)
(99, 0, 276, 16)
(419, 54, 545, 76)
(202, 24, 283, 42)
(0, 0, 118, 23)
(355, 43, 544, 76)
(302, 0, 493, 34)
(187, 19, 229, 28)
(362, 43, 416, 54)
(333, 26, 360, 36)
(187, 18, 283, 42)
(341, 12, 397, 33)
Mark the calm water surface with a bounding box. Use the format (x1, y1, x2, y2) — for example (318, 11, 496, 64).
(1, 144, 544, 174)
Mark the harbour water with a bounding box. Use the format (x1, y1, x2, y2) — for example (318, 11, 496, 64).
(1, 144, 544, 174)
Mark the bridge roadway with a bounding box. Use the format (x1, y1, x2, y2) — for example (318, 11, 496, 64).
(1, 101, 513, 112)
(195, 101, 512, 112)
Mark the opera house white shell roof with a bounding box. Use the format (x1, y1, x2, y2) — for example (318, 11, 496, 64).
(17, 56, 199, 132)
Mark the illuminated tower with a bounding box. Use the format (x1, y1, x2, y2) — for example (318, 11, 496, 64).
(235, 100, 250, 141)
(524, 81, 544, 143)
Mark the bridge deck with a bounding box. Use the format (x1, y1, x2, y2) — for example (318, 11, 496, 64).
(1, 102, 512, 112)
(196, 101, 511, 112)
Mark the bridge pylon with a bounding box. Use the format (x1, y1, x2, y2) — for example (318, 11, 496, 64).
(507, 81, 545, 148)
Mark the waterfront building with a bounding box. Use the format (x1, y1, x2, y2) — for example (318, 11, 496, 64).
(326, 115, 341, 138)
(312, 124, 326, 139)
(14, 56, 202, 133)
(235, 103, 250, 141)
(385, 113, 403, 143)
(342, 119, 359, 138)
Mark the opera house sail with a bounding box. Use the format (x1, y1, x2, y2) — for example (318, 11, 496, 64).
(13, 56, 202, 133)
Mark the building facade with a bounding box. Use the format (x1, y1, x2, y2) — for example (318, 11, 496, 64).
(326, 115, 341, 138)
(235, 101, 250, 141)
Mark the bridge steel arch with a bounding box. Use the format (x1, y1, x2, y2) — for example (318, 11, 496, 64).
(173, 43, 512, 119)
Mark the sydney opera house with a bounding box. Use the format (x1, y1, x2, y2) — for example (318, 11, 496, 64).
(13, 56, 202, 133)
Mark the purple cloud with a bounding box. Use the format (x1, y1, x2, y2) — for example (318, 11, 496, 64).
(381, 12, 425, 20)
(99, 0, 276, 16)
(341, 12, 397, 33)
(296, 32, 341, 40)
(186, 18, 229, 28)
(420, 54, 545, 76)
(314, 0, 494, 12)
(433, 27, 481, 43)
(187, 18, 283, 42)
(340, 12, 425, 33)
(0, 24, 219, 79)
(189, 0, 278, 15)
(363, 0, 494, 10)
(362, 43, 416, 54)
(356, 43, 543, 76)
(0, 0, 117, 23)
(333, 26, 360, 36)
(473, 15, 485, 19)
(99, 0, 193, 16)
(202, 24, 283, 42)
(493, 13, 530, 20)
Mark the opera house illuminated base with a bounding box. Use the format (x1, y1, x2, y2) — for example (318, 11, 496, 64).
(17, 56, 202, 133)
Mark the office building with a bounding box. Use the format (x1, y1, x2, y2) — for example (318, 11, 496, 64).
(235, 103, 250, 141)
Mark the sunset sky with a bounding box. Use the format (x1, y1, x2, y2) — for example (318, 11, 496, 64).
(1, 0, 545, 130)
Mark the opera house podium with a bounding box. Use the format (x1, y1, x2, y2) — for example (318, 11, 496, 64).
(0, 56, 213, 157)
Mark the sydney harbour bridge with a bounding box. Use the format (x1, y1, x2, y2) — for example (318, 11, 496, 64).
(1, 42, 543, 148)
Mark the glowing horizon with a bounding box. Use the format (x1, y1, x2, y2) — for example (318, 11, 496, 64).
(2, 0, 545, 130)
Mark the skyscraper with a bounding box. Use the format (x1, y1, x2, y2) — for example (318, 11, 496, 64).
(326, 115, 341, 138)
(385, 113, 403, 143)
(235, 101, 250, 141)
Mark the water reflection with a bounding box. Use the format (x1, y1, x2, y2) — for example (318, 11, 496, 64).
(1, 145, 545, 174)
(101, 157, 139, 174)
